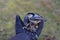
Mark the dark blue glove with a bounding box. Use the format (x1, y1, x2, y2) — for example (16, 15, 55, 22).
(15, 15, 24, 34)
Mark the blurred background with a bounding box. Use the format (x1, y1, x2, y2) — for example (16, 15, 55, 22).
(0, 0, 60, 40)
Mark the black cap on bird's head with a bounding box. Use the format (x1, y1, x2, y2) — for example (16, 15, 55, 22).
(29, 13, 47, 24)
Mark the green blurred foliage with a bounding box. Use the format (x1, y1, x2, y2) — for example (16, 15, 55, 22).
(0, 0, 60, 40)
